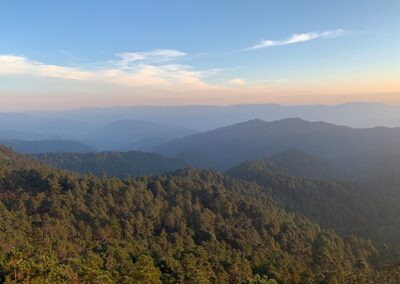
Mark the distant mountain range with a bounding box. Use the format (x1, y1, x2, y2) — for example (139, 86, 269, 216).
(0, 112, 90, 138)
(4, 115, 400, 174)
(155, 118, 400, 170)
(2, 102, 400, 152)
(83, 119, 195, 151)
(24, 102, 400, 130)
(0, 130, 61, 141)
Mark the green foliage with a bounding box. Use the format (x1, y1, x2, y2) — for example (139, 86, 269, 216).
(0, 146, 398, 283)
(131, 255, 162, 284)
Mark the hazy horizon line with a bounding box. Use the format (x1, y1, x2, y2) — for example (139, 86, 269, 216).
(0, 100, 395, 113)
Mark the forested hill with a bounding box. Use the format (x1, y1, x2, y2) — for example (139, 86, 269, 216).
(0, 147, 395, 283)
(33, 151, 187, 178)
(0, 145, 42, 169)
(227, 159, 400, 255)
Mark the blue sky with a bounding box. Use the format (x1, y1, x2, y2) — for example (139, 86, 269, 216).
(0, 0, 399, 110)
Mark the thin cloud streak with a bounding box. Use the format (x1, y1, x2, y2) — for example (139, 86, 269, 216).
(246, 29, 345, 50)
(115, 49, 186, 69)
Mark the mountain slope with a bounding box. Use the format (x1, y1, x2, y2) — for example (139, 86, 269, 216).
(156, 118, 400, 170)
(227, 159, 400, 252)
(0, 145, 42, 169)
(34, 151, 186, 178)
(267, 149, 345, 179)
(174, 150, 217, 169)
(355, 154, 400, 191)
(0, 147, 388, 283)
(85, 119, 195, 151)
(0, 139, 96, 153)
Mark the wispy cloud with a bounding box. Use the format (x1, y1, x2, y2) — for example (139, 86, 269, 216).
(115, 49, 186, 69)
(0, 51, 222, 91)
(99, 64, 217, 90)
(246, 29, 345, 50)
(0, 55, 94, 80)
(228, 78, 246, 85)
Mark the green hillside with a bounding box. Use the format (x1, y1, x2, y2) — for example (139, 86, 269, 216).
(0, 147, 392, 283)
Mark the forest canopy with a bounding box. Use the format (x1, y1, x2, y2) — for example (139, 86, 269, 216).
(0, 146, 399, 283)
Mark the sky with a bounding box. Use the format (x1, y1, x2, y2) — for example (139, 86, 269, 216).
(0, 0, 399, 110)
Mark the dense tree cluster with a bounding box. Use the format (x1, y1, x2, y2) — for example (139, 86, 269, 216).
(227, 159, 400, 262)
(0, 147, 395, 283)
(34, 151, 185, 178)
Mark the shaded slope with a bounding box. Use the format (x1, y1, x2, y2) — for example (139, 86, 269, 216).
(0, 139, 96, 153)
(267, 149, 345, 180)
(227, 159, 400, 251)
